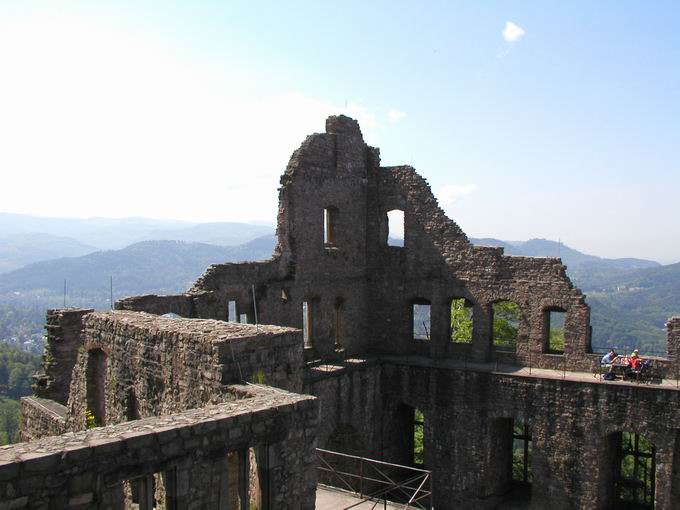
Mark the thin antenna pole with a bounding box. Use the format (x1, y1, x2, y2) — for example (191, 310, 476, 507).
(252, 284, 259, 331)
(110, 276, 113, 310)
(63, 279, 66, 308)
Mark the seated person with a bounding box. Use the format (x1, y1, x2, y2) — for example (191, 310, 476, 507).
(601, 350, 619, 369)
(629, 350, 642, 371)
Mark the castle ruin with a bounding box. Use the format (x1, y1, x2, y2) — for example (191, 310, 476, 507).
(2, 115, 679, 509)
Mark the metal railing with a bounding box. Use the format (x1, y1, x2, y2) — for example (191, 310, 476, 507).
(316, 448, 433, 509)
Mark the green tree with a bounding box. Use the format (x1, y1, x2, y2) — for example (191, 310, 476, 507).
(451, 299, 473, 343)
(493, 301, 520, 348)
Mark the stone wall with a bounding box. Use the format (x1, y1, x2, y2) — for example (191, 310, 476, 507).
(64, 311, 302, 431)
(20, 397, 67, 442)
(33, 308, 93, 404)
(119, 115, 602, 372)
(667, 317, 680, 367)
(379, 360, 680, 510)
(4, 386, 318, 510)
(303, 359, 383, 458)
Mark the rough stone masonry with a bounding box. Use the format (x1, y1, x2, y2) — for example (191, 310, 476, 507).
(10, 115, 680, 509)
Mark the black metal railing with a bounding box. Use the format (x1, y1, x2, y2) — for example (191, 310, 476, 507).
(316, 448, 433, 509)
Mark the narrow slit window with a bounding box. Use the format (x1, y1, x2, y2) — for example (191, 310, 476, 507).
(414, 408, 424, 466)
(387, 209, 405, 247)
(85, 349, 107, 427)
(451, 298, 474, 343)
(324, 208, 337, 247)
(334, 298, 344, 347)
(303, 301, 313, 348)
(545, 309, 566, 354)
(413, 302, 431, 341)
(228, 300, 238, 323)
(239, 313, 249, 324)
(492, 301, 520, 351)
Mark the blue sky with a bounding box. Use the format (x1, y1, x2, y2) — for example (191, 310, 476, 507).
(1, 1, 678, 262)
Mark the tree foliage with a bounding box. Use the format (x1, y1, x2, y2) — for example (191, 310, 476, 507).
(450, 299, 473, 343)
(493, 301, 520, 348)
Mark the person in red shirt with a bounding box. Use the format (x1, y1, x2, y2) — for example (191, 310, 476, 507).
(629, 350, 642, 371)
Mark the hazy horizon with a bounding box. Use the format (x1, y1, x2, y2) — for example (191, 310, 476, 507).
(1, 209, 676, 265)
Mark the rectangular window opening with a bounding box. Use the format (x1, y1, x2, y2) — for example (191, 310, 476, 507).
(492, 301, 520, 351)
(616, 432, 655, 508)
(387, 209, 405, 247)
(413, 303, 431, 341)
(228, 300, 238, 323)
(451, 298, 474, 343)
(239, 313, 249, 324)
(324, 208, 337, 247)
(303, 301, 313, 348)
(512, 422, 532, 486)
(546, 310, 566, 354)
(334, 302, 343, 347)
(126, 469, 176, 510)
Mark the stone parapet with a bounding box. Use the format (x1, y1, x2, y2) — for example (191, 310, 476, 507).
(20, 397, 67, 442)
(3, 385, 318, 510)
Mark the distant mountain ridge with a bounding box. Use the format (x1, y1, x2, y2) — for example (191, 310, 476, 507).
(0, 212, 675, 355)
(0, 236, 277, 303)
(0, 233, 96, 274)
(470, 237, 660, 291)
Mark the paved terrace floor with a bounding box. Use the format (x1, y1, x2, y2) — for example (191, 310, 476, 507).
(308, 356, 680, 391)
(316, 486, 405, 509)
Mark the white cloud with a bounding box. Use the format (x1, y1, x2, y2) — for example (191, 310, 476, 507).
(388, 110, 406, 123)
(502, 21, 525, 43)
(438, 184, 478, 209)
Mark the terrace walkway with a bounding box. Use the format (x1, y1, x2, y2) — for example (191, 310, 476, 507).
(307, 356, 680, 391)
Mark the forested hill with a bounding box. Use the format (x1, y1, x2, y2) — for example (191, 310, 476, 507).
(582, 262, 680, 353)
(470, 237, 660, 289)
(471, 238, 676, 353)
(0, 235, 277, 307)
(0, 233, 96, 274)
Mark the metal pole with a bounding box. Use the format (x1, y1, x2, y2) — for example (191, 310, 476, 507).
(563, 356, 566, 379)
(359, 457, 364, 498)
(252, 284, 259, 331)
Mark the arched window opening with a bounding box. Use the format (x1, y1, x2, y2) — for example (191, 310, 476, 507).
(324, 207, 338, 247)
(412, 300, 431, 341)
(616, 432, 656, 509)
(387, 209, 405, 247)
(545, 308, 566, 354)
(492, 301, 521, 351)
(451, 298, 474, 343)
(85, 349, 107, 427)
